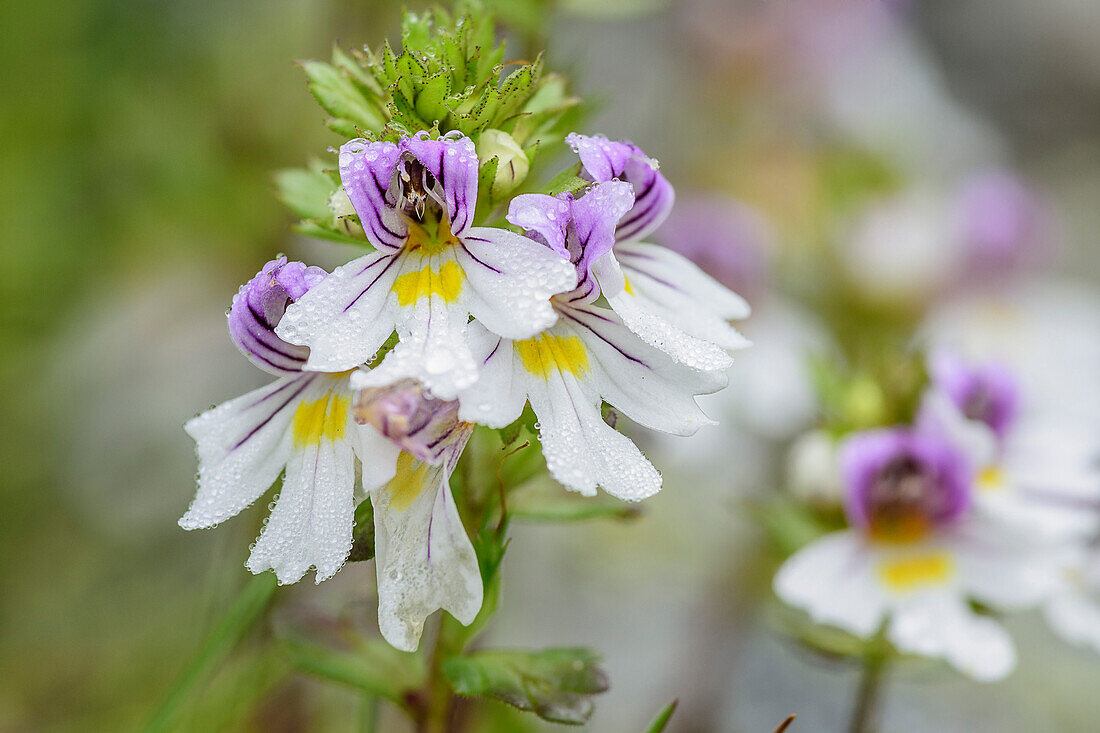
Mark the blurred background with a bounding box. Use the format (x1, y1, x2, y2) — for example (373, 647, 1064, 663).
(2, 0, 1099, 730)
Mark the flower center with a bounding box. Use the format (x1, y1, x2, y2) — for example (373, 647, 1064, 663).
(866, 455, 949, 543)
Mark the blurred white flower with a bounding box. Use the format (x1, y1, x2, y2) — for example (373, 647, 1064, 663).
(839, 189, 960, 306)
(775, 426, 1063, 681)
(786, 429, 843, 505)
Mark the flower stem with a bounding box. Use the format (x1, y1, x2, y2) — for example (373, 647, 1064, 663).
(419, 616, 462, 733)
(847, 635, 890, 733)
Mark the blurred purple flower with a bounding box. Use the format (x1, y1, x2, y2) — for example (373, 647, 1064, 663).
(955, 169, 1050, 279)
(929, 351, 1020, 441)
(842, 427, 971, 540)
(653, 196, 773, 300)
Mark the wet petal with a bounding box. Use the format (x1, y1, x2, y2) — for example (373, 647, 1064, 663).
(526, 369, 661, 501)
(403, 133, 479, 239)
(228, 258, 326, 376)
(616, 241, 751, 352)
(276, 251, 403, 372)
(373, 439, 482, 652)
(350, 258, 478, 400)
(567, 133, 674, 242)
(181, 375, 315, 529)
(456, 323, 529, 429)
(557, 303, 725, 435)
(246, 436, 357, 584)
(339, 139, 408, 251)
(458, 226, 575, 339)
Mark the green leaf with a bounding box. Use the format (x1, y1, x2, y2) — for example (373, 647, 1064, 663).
(443, 647, 609, 725)
(348, 497, 375, 562)
(274, 161, 336, 220)
(300, 60, 386, 133)
(145, 574, 278, 733)
(280, 637, 425, 707)
(644, 699, 679, 733)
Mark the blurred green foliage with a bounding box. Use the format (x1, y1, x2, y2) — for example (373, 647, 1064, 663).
(0, 1, 413, 729)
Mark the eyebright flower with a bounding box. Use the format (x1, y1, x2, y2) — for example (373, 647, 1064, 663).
(920, 351, 1100, 540)
(457, 181, 726, 501)
(354, 379, 482, 651)
(181, 259, 482, 651)
(181, 258, 401, 584)
(774, 426, 1062, 681)
(566, 133, 752, 372)
(275, 131, 576, 400)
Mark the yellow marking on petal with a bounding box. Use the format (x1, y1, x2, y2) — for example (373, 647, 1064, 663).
(515, 334, 590, 379)
(978, 465, 1006, 493)
(386, 452, 437, 511)
(623, 277, 636, 296)
(878, 553, 955, 592)
(393, 260, 464, 306)
(291, 394, 349, 448)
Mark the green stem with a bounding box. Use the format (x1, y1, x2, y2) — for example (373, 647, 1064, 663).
(847, 636, 890, 733)
(420, 617, 462, 733)
(358, 694, 379, 733)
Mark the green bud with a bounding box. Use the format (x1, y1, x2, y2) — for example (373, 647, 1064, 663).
(476, 129, 530, 194)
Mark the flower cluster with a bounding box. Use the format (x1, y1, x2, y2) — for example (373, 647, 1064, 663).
(181, 121, 748, 650)
(774, 352, 1100, 680)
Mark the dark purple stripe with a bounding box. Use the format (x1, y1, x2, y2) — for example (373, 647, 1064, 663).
(344, 254, 402, 312)
(231, 377, 313, 451)
(459, 242, 502, 273)
(483, 339, 502, 365)
(561, 308, 648, 368)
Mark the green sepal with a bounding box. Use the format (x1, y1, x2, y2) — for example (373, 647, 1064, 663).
(415, 69, 454, 126)
(274, 160, 338, 220)
(545, 163, 588, 196)
(299, 59, 386, 135)
(347, 497, 376, 562)
(442, 647, 609, 725)
(476, 155, 501, 214)
(292, 219, 372, 248)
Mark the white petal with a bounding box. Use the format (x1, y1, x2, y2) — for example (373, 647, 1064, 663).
(458, 227, 576, 339)
(616, 241, 751, 341)
(527, 372, 661, 501)
(558, 303, 725, 436)
(456, 323, 528, 428)
(246, 437, 357, 584)
(372, 455, 484, 652)
(948, 524, 1062, 610)
(351, 290, 478, 401)
(1044, 592, 1100, 654)
(917, 389, 998, 468)
(773, 531, 889, 638)
(276, 251, 402, 372)
(353, 422, 401, 491)
(605, 291, 735, 372)
(180, 376, 311, 529)
(888, 594, 1016, 681)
